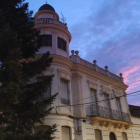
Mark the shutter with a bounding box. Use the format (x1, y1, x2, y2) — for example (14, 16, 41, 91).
(62, 127, 70, 140)
(116, 98, 121, 111)
(95, 130, 102, 140)
(60, 79, 68, 100)
(90, 89, 96, 104)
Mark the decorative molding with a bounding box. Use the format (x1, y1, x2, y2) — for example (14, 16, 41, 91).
(57, 68, 72, 77)
(87, 80, 98, 90)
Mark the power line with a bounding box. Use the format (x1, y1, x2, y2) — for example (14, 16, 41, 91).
(57, 90, 140, 107)
(70, 79, 140, 105)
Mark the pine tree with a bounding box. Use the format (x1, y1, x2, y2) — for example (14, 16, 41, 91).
(0, 0, 56, 140)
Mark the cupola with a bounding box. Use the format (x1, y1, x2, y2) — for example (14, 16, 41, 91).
(38, 4, 55, 12)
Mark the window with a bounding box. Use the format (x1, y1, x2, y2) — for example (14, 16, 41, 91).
(116, 98, 121, 111)
(37, 77, 51, 99)
(95, 129, 102, 140)
(109, 132, 116, 140)
(60, 79, 69, 105)
(58, 37, 67, 51)
(34, 125, 50, 134)
(39, 35, 52, 47)
(122, 132, 127, 140)
(61, 126, 71, 140)
(104, 94, 110, 109)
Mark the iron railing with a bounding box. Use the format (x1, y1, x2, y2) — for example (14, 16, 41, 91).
(34, 18, 68, 30)
(61, 98, 69, 106)
(86, 104, 131, 123)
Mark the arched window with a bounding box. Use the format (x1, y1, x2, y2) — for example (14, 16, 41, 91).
(61, 126, 71, 140)
(110, 132, 116, 140)
(34, 125, 51, 134)
(95, 129, 102, 140)
(122, 132, 128, 140)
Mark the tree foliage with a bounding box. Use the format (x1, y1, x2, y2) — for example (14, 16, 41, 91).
(0, 0, 56, 139)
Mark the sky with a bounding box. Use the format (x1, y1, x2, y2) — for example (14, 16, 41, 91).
(26, 0, 140, 106)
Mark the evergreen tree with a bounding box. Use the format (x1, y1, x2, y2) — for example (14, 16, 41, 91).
(0, 0, 56, 140)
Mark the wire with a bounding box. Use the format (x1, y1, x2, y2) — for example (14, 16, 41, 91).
(70, 79, 140, 105)
(57, 90, 140, 107)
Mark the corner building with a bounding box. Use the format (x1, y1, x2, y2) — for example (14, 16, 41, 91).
(34, 4, 140, 140)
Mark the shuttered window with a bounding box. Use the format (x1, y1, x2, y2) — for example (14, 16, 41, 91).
(61, 126, 71, 140)
(95, 130, 102, 140)
(60, 79, 69, 100)
(122, 132, 128, 140)
(90, 89, 97, 104)
(116, 98, 121, 111)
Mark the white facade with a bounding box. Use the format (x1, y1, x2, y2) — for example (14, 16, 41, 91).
(34, 4, 140, 140)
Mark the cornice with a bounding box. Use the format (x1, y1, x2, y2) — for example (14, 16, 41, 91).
(57, 68, 72, 77)
(51, 55, 73, 70)
(34, 24, 71, 42)
(72, 64, 128, 90)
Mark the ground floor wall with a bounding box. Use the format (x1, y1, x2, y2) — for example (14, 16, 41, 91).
(36, 115, 140, 140)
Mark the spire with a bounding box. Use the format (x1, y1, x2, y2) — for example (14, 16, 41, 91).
(46, 0, 47, 4)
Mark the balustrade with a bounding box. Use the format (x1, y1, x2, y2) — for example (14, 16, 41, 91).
(34, 18, 68, 30)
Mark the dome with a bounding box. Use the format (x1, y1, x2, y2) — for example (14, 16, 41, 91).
(38, 4, 55, 12)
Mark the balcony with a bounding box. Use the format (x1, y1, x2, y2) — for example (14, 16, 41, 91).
(86, 104, 131, 122)
(61, 98, 69, 106)
(34, 18, 68, 30)
(86, 104, 131, 129)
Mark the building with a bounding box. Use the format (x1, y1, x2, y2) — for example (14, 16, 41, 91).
(34, 3, 140, 140)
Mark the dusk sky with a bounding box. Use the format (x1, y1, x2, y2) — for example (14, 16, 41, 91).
(26, 0, 140, 106)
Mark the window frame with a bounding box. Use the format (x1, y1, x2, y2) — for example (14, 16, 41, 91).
(122, 132, 128, 140)
(57, 37, 67, 52)
(39, 35, 52, 47)
(116, 97, 122, 112)
(37, 76, 51, 99)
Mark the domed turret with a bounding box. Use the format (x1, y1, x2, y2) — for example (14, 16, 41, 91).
(34, 3, 71, 58)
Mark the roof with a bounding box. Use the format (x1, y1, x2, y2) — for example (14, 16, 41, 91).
(129, 105, 140, 118)
(38, 4, 55, 12)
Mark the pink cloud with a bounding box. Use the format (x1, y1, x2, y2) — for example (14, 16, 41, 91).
(123, 66, 139, 83)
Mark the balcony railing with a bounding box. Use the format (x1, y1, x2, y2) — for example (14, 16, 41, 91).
(34, 18, 68, 30)
(86, 104, 131, 123)
(61, 98, 69, 106)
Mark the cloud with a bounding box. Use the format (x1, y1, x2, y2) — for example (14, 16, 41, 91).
(69, 0, 140, 105)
